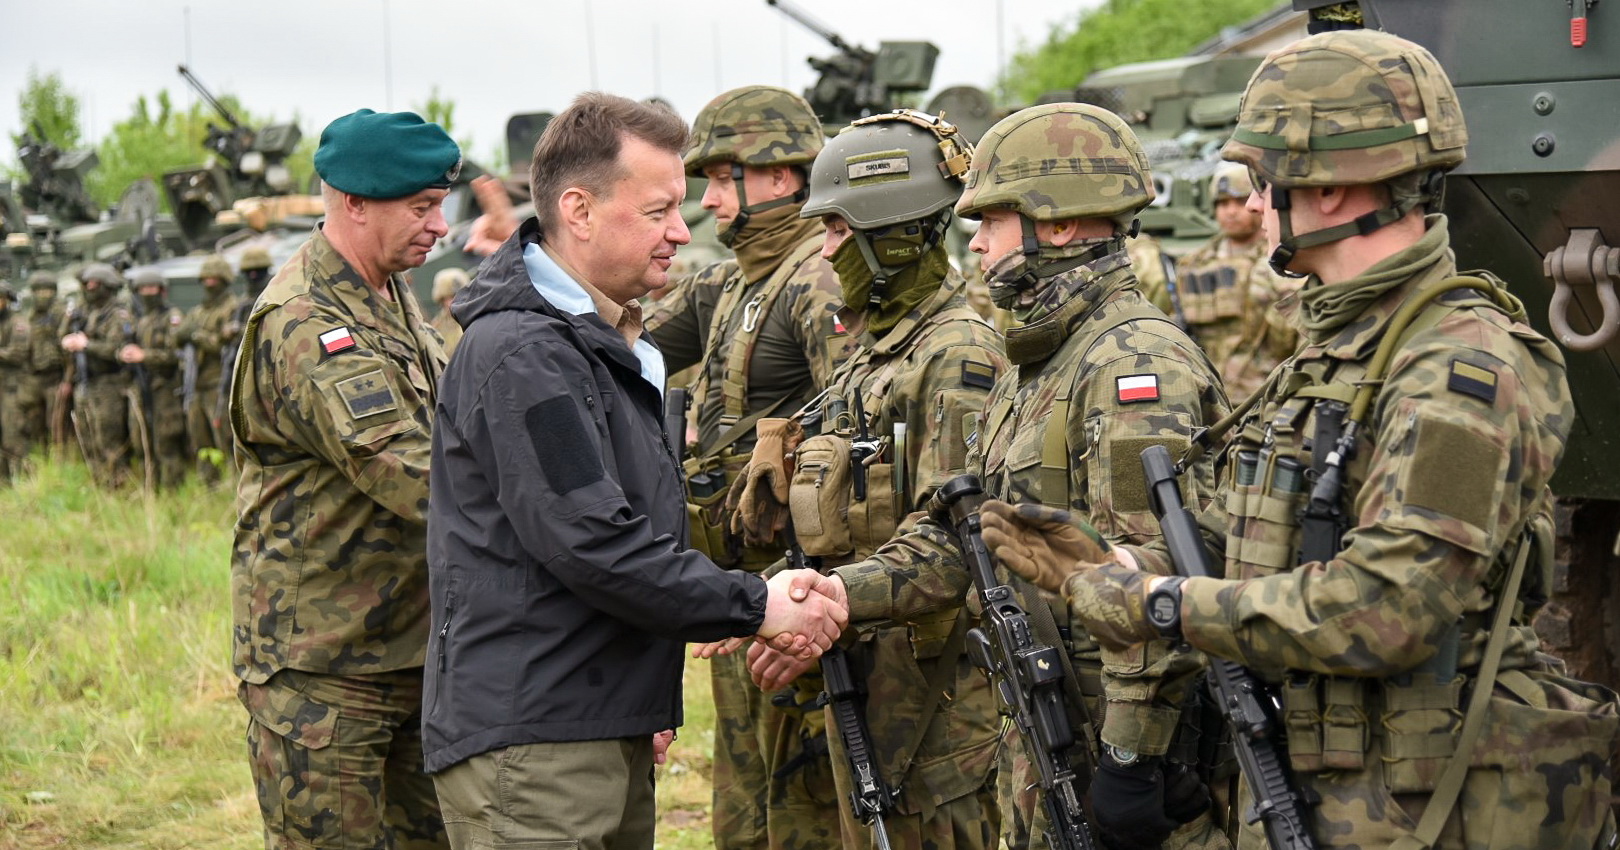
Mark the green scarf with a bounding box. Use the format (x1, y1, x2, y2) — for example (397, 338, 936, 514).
(984, 237, 1121, 323)
(1297, 217, 1451, 343)
(830, 239, 949, 335)
(726, 203, 823, 283)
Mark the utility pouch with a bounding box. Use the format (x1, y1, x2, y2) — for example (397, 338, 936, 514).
(847, 461, 897, 558)
(1213, 265, 1244, 319)
(788, 434, 854, 557)
(1282, 674, 1325, 773)
(686, 456, 741, 567)
(1180, 269, 1216, 324)
(1380, 673, 1465, 794)
(1321, 677, 1369, 770)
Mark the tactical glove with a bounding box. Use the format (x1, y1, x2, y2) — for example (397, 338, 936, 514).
(727, 417, 803, 546)
(978, 500, 1111, 593)
(1091, 755, 1181, 850)
(1160, 761, 1211, 826)
(1066, 563, 1160, 651)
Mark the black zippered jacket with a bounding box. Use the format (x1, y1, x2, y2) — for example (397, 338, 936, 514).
(423, 219, 767, 773)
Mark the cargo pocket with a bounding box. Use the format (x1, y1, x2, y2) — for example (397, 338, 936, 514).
(1084, 409, 1193, 541)
(788, 435, 853, 557)
(240, 673, 340, 848)
(847, 462, 897, 558)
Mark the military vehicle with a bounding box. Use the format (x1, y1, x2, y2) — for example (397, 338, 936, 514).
(767, 0, 943, 129)
(1286, 0, 1620, 692)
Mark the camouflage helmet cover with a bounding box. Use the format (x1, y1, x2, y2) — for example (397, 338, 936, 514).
(198, 254, 234, 282)
(79, 262, 123, 288)
(684, 85, 825, 176)
(802, 109, 973, 230)
(432, 267, 469, 302)
(1210, 161, 1254, 201)
(1220, 29, 1467, 188)
(955, 102, 1154, 228)
(27, 270, 58, 290)
(130, 267, 166, 288)
(239, 246, 273, 270)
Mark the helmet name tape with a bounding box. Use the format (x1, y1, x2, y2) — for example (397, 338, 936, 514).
(847, 151, 911, 184)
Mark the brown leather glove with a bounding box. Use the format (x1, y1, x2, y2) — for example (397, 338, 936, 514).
(978, 500, 1111, 593)
(727, 418, 804, 547)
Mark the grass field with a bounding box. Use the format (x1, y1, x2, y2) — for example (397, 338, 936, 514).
(0, 458, 717, 849)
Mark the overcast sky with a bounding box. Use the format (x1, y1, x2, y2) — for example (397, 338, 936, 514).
(1, 0, 1099, 169)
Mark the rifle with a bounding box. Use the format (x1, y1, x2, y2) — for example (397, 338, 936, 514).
(848, 392, 881, 503)
(124, 304, 158, 490)
(930, 475, 1098, 850)
(180, 343, 198, 416)
(1162, 254, 1189, 331)
(785, 542, 896, 850)
(1139, 444, 1318, 850)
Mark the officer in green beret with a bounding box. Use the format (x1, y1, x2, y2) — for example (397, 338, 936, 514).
(229, 108, 458, 850)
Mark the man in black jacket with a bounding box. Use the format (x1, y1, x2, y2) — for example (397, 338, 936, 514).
(424, 93, 850, 850)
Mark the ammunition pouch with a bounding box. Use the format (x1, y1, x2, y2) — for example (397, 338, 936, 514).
(847, 460, 899, 558)
(685, 452, 746, 568)
(787, 434, 855, 558)
(1178, 266, 1243, 325)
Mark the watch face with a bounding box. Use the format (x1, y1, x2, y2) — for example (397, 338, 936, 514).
(1148, 590, 1179, 627)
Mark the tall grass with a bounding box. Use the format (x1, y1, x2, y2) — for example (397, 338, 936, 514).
(0, 458, 719, 849)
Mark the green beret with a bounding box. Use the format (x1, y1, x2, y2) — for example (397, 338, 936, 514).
(315, 109, 462, 199)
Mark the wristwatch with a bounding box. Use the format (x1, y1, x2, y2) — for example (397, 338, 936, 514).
(1146, 575, 1188, 639)
(1104, 743, 1142, 768)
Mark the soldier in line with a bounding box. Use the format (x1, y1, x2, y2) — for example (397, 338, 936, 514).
(238, 245, 274, 305)
(1176, 163, 1300, 399)
(118, 269, 187, 489)
(60, 263, 134, 488)
(0, 282, 18, 482)
(217, 245, 276, 448)
(229, 108, 459, 850)
(980, 29, 1620, 850)
(648, 86, 852, 850)
(176, 254, 240, 483)
(718, 109, 1010, 850)
(4, 272, 68, 459)
(794, 103, 1232, 850)
(429, 267, 468, 356)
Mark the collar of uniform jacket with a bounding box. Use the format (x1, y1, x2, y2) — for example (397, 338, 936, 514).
(1305, 215, 1458, 362)
(523, 233, 667, 396)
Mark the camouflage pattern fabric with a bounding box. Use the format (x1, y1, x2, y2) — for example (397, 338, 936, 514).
(684, 85, 824, 175)
(1173, 234, 1301, 399)
(242, 668, 445, 850)
(66, 300, 134, 487)
(804, 267, 1008, 850)
(831, 249, 1229, 850)
(177, 285, 241, 481)
(647, 218, 850, 850)
(230, 226, 447, 849)
(0, 304, 19, 480)
(0, 301, 67, 464)
(1125, 217, 1620, 850)
(130, 302, 188, 489)
(1126, 234, 1175, 320)
(428, 307, 462, 357)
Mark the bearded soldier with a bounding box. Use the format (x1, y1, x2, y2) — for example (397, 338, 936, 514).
(981, 29, 1620, 850)
(643, 85, 852, 850)
(722, 109, 1009, 850)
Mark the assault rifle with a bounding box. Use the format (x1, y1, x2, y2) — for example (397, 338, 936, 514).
(931, 475, 1098, 850)
(124, 304, 158, 490)
(1139, 444, 1318, 850)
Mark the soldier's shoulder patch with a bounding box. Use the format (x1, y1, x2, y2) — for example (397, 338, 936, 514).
(1116, 373, 1160, 403)
(169, 313, 182, 326)
(961, 360, 996, 391)
(334, 369, 398, 420)
(1447, 359, 1498, 404)
(319, 326, 357, 356)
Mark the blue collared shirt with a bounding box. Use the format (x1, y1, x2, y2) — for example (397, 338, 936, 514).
(524, 242, 667, 397)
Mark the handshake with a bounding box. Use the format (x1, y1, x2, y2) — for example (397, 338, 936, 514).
(693, 568, 849, 663)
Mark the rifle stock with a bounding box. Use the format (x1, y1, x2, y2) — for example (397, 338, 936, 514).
(931, 475, 1097, 850)
(1139, 445, 1318, 850)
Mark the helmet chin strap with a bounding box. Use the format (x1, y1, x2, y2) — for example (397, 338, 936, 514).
(720, 162, 808, 248)
(1266, 172, 1440, 277)
(1004, 213, 1127, 290)
(851, 212, 953, 309)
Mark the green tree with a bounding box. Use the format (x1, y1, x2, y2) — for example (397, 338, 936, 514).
(13, 67, 84, 152)
(1000, 0, 1281, 103)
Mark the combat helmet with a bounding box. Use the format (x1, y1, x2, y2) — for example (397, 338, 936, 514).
(198, 254, 234, 283)
(685, 85, 825, 246)
(802, 109, 973, 308)
(27, 270, 57, 291)
(1220, 28, 1467, 274)
(433, 267, 469, 303)
(129, 268, 166, 289)
(79, 263, 123, 288)
(1210, 161, 1253, 203)
(239, 246, 273, 271)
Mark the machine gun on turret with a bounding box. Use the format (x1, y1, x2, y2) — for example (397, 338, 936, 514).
(765, 0, 940, 127)
(15, 120, 100, 226)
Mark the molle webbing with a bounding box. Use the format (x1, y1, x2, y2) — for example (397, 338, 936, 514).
(719, 237, 825, 423)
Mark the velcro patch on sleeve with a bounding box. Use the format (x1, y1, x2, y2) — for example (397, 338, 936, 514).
(525, 396, 604, 496)
(1447, 359, 1498, 405)
(319, 326, 356, 355)
(1116, 374, 1160, 403)
(961, 360, 997, 391)
(335, 369, 399, 420)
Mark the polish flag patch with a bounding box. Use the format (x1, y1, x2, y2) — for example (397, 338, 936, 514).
(833, 315, 847, 334)
(320, 327, 356, 355)
(1116, 374, 1160, 403)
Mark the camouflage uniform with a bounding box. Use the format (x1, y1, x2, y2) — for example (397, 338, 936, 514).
(178, 255, 241, 482)
(831, 104, 1232, 850)
(772, 110, 1008, 850)
(230, 227, 447, 850)
(643, 85, 851, 850)
(128, 274, 188, 489)
(1060, 30, 1618, 850)
(64, 266, 135, 488)
(428, 267, 466, 356)
(0, 284, 18, 481)
(3, 274, 68, 461)
(1173, 165, 1300, 399)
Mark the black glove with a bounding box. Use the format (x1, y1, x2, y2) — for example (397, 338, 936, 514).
(1091, 755, 1180, 850)
(1161, 762, 1211, 826)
